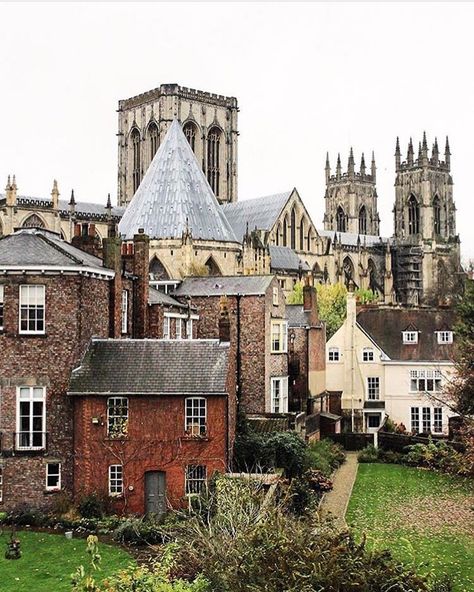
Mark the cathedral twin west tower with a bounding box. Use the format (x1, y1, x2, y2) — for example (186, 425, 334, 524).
(0, 83, 462, 305)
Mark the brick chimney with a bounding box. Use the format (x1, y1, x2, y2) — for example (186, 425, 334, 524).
(103, 236, 123, 338)
(71, 223, 102, 258)
(303, 276, 319, 326)
(133, 230, 149, 339)
(219, 295, 231, 343)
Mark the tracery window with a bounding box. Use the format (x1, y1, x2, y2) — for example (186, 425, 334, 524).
(290, 208, 296, 250)
(131, 128, 141, 194)
(207, 127, 221, 197)
(359, 206, 367, 235)
(183, 122, 197, 153)
(148, 123, 159, 161)
(283, 216, 288, 247)
(299, 218, 305, 250)
(22, 214, 45, 229)
(408, 195, 419, 235)
(336, 206, 346, 233)
(433, 196, 441, 236)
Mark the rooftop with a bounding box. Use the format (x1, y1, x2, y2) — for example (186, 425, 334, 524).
(269, 245, 311, 273)
(69, 339, 230, 396)
(118, 119, 238, 243)
(174, 275, 274, 297)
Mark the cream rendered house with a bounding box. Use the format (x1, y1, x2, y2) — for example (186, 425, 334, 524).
(326, 293, 456, 434)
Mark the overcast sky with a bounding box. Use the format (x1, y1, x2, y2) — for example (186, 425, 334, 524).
(1, 2, 473, 260)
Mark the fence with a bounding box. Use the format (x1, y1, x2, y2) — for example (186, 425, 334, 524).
(327, 431, 465, 453)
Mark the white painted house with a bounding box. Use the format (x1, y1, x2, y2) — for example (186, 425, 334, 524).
(326, 293, 456, 434)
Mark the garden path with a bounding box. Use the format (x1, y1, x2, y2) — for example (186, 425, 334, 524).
(319, 451, 358, 529)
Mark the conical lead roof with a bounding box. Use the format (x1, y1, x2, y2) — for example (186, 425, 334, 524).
(118, 119, 238, 243)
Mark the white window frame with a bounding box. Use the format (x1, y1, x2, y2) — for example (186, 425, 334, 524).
(185, 465, 207, 495)
(433, 407, 443, 433)
(19, 284, 45, 335)
(272, 286, 279, 306)
(185, 397, 207, 436)
(0, 285, 4, 331)
(436, 331, 453, 344)
(108, 464, 123, 496)
(362, 347, 374, 362)
(328, 347, 340, 362)
(366, 377, 380, 400)
(176, 318, 183, 340)
(422, 407, 431, 432)
(163, 316, 170, 339)
(366, 413, 381, 429)
(402, 331, 418, 344)
(271, 320, 288, 353)
(0, 466, 3, 503)
(46, 462, 61, 491)
(411, 406, 444, 434)
(16, 386, 46, 450)
(107, 397, 129, 437)
(121, 290, 128, 334)
(411, 407, 420, 433)
(271, 376, 289, 413)
(409, 369, 442, 393)
(186, 319, 193, 340)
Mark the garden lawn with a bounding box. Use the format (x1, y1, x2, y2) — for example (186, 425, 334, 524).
(346, 463, 474, 592)
(0, 530, 134, 592)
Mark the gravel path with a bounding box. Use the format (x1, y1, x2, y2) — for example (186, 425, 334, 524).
(319, 451, 358, 530)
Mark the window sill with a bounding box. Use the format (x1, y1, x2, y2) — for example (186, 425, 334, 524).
(182, 434, 209, 442)
(44, 488, 61, 495)
(18, 333, 48, 339)
(104, 436, 129, 442)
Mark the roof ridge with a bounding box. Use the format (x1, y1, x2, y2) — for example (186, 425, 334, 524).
(37, 232, 84, 265)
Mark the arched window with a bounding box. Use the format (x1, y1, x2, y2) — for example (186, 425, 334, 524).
(299, 218, 305, 251)
(368, 259, 379, 294)
(307, 227, 312, 252)
(149, 257, 170, 281)
(275, 223, 281, 246)
(205, 256, 221, 276)
(433, 196, 441, 236)
(148, 122, 159, 161)
(336, 206, 347, 233)
(290, 208, 296, 250)
(408, 195, 420, 235)
(22, 214, 45, 229)
(131, 128, 141, 194)
(283, 216, 288, 247)
(359, 206, 367, 235)
(183, 121, 197, 153)
(207, 127, 221, 197)
(0, 219, 3, 237)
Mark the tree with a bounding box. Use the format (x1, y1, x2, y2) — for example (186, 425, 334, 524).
(287, 282, 378, 339)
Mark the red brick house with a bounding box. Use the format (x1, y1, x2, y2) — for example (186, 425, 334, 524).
(69, 339, 234, 515)
(174, 275, 289, 416)
(0, 228, 117, 509)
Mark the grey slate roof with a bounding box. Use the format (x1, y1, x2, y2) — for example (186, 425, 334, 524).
(69, 339, 229, 396)
(118, 119, 238, 243)
(318, 229, 388, 247)
(174, 275, 274, 297)
(148, 286, 187, 308)
(0, 228, 106, 270)
(269, 245, 311, 272)
(286, 305, 311, 327)
(0, 194, 125, 220)
(357, 307, 456, 361)
(221, 191, 292, 240)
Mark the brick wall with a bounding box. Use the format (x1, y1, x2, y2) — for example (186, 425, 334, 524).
(0, 274, 110, 510)
(73, 395, 229, 513)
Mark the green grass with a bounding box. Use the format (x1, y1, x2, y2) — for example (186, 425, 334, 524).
(0, 530, 134, 591)
(346, 463, 474, 592)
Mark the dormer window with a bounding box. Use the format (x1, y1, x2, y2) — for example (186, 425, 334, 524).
(402, 331, 418, 344)
(437, 331, 453, 344)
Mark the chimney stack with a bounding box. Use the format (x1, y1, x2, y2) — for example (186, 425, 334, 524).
(103, 236, 123, 338)
(303, 275, 319, 326)
(132, 230, 150, 339)
(219, 295, 231, 343)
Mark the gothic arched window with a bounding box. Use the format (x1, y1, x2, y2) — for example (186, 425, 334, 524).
(205, 256, 221, 276)
(22, 214, 45, 229)
(283, 216, 288, 247)
(408, 195, 420, 235)
(368, 259, 379, 294)
(183, 121, 197, 153)
(343, 256, 355, 288)
(149, 256, 170, 281)
(207, 127, 221, 197)
(307, 227, 312, 252)
(148, 122, 159, 161)
(299, 218, 305, 251)
(359, 206, 367, 235)
(336, 206, 347, 233)
(433, 196, 441, 236)
(275, 223, 281, 246)
(290, 208, 296, 250)
(131, 128, 141, 194)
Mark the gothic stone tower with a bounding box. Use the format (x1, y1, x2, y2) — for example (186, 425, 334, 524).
(117, 83, 238, 206)
(323, 149, 380, 236)
(393, 133, 461, 305)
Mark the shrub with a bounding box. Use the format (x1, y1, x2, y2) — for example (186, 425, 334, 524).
(358, 444, 379, 463)
(404, 439, 471, 475)
(378, 449, 404, 464)
(78, 492, 110, 519)
(113, 517, 164, 546)
(285, 476, 317, 516)
(306, 439, 345, 476)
